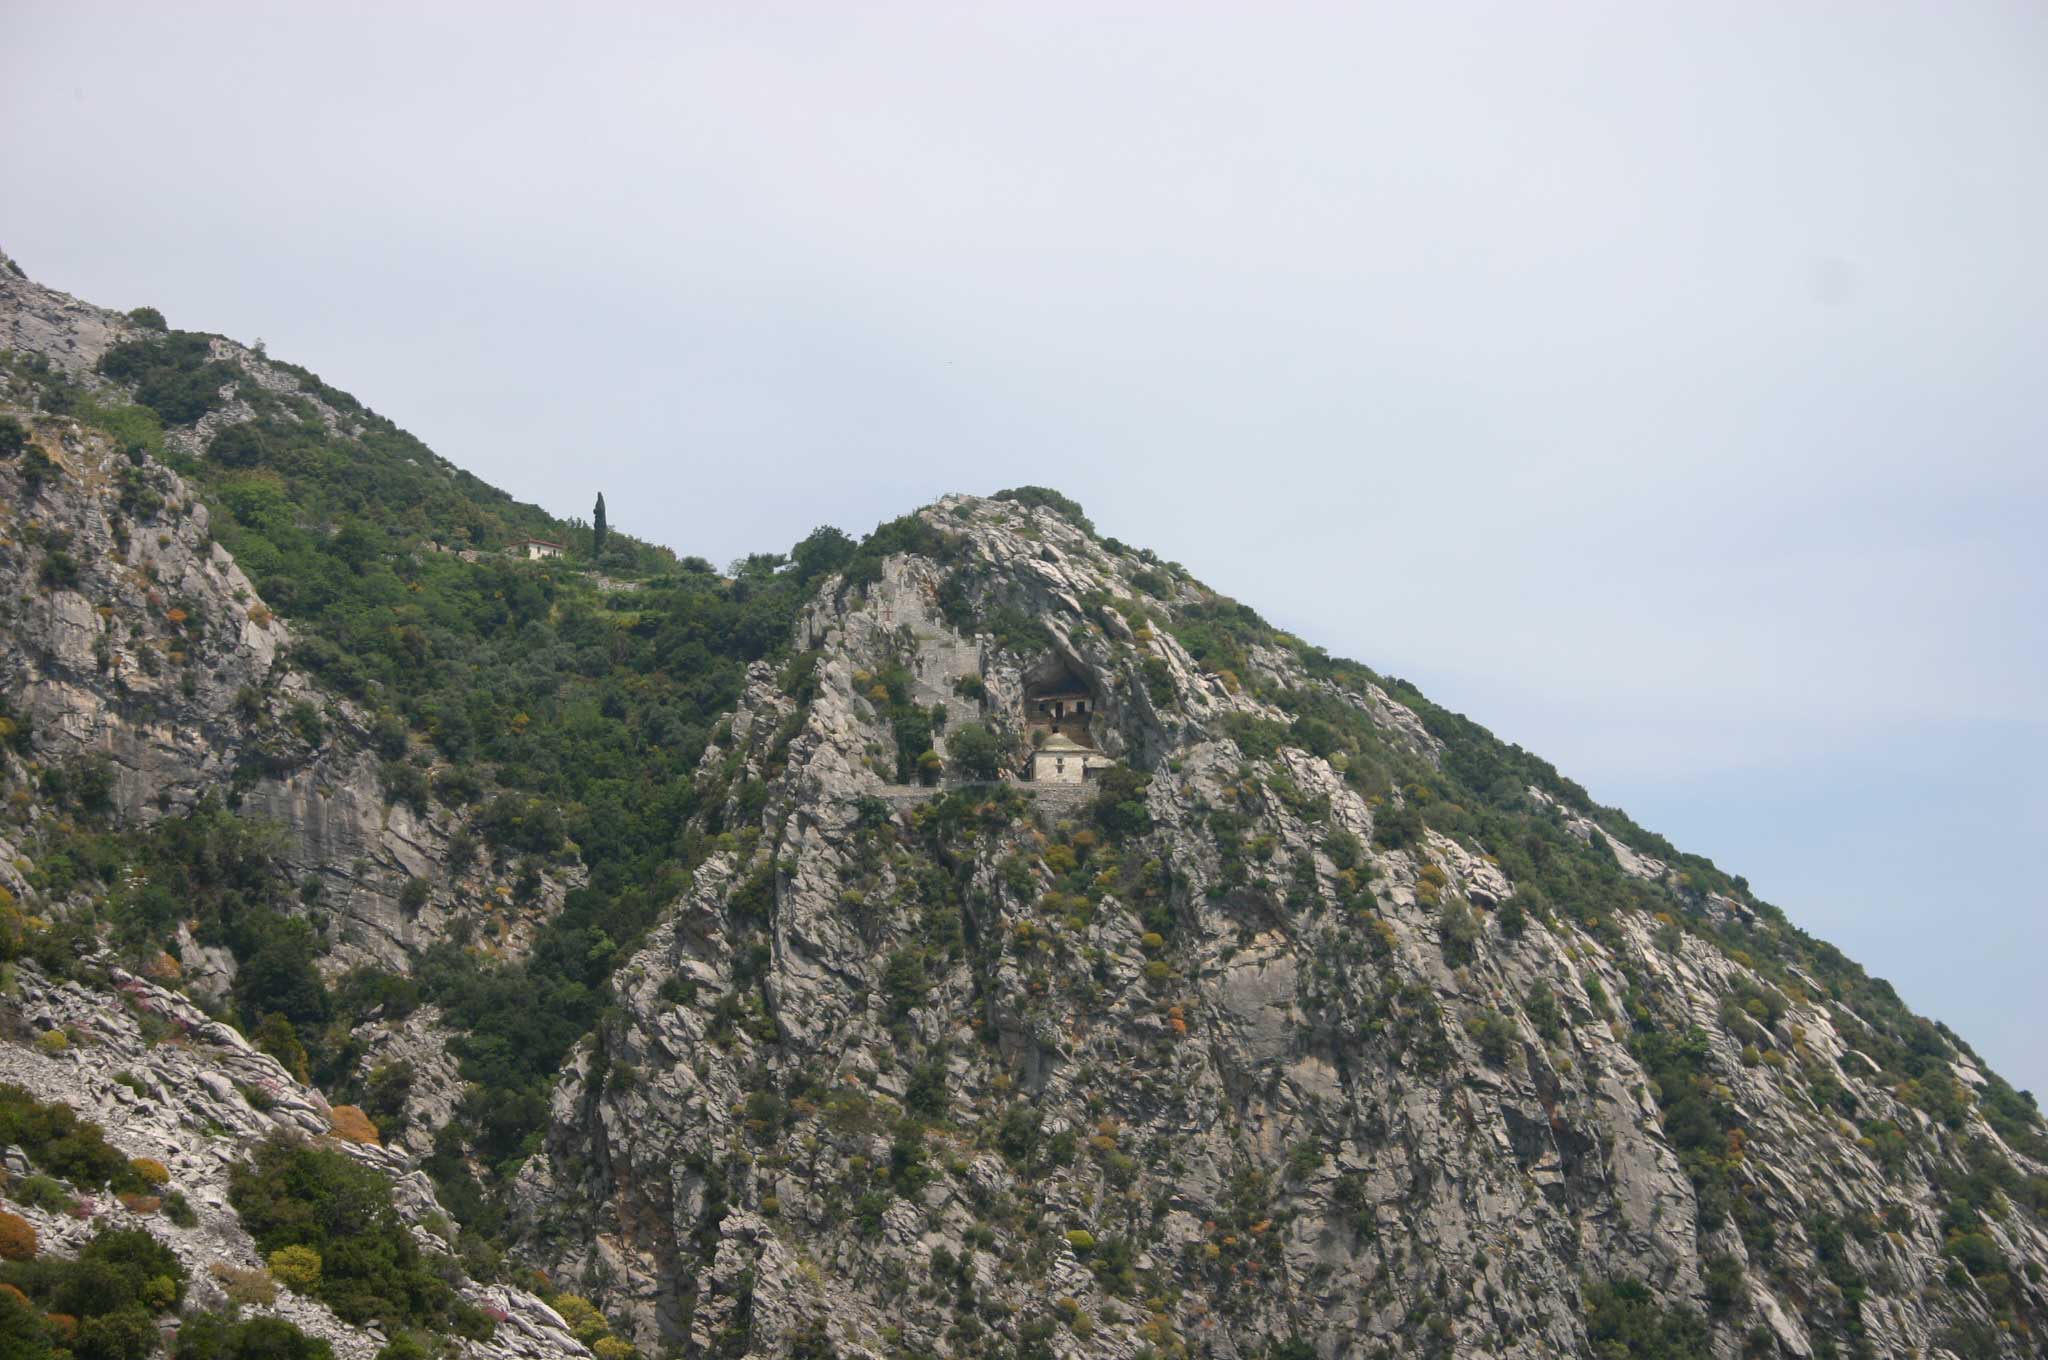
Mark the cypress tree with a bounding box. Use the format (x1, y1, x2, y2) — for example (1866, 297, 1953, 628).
(592, 493, 608, 559)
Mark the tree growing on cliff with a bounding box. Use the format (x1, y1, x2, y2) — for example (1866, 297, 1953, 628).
(947, 723, 1006, 780)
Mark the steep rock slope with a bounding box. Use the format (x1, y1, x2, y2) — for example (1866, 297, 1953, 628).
(514, 496, 2048, 1359)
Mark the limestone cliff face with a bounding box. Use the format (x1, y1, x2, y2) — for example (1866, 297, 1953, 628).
(0, 253, 136, 381)
(513, 497, 2048, 1359)
(0, 418, 289, 814)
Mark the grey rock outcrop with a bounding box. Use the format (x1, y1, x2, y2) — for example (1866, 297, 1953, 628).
(352, 1003, 468, 1161)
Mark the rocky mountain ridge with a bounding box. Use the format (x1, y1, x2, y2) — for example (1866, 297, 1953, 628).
(0, 252, 2043, 1360)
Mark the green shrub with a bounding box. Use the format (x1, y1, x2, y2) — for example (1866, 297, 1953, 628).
(1702, 1254, 1744, 1316)
(1944, 1230, 2004, 1278)
(14, 1176, 74, 1214)
(0, 1283, 50, 1354)
(252, 1015, 310, 1082)
(1438, 900, 1480, 966)
(0, 1227, 188, 1360)
(0, 1085, 147, 1192)
(549, 1293, 609, 1344)
(97, 331, 238, 425)
(1371, 802, 1422, 850)
(882, 949, 928, 1019)
(267, 1245, 322, 1292)
(1089, 766, 1152, 841)
(1580, 1277, 1710, 1358)
(174, 1312, 337, 1359)
(1324, 828, 1363, 871)
(1465, 1010, 1516, 1066)
(946, 723, 1005, 780)
(161, 1191, 198, 1229)
(74, 397, 164, 459)
(17, 446, 56, 495)
(990, 487, 1094, 535)
(227, 1136, 461, 1330)
(1140, 656, 1176, 708)
(1524, 984, 1563, 1042)
(72, 1308, 159, 1360)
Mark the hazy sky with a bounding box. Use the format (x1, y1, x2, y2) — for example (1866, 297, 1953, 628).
(5, 2, 2044, 1092)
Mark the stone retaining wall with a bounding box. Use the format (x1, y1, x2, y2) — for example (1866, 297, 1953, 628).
(869, 780, 1095, 815)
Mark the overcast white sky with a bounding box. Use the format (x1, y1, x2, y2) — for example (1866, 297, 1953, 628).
(5, 1, 2044, 1092)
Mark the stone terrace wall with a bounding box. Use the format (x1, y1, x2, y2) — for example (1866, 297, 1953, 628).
(870, 780, 1096, 816)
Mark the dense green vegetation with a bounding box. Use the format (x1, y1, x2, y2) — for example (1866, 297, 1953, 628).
(0, 1084, 154, 1197)
(0, 1083, 405, 1357)
(227, 1135, 486, 1337)
(94, 329, 648, 567)
(172, 1313, 336, 1360)
(0, 1087, 193, 1236)
(989, 485, 1094, 535)
(0, 1227, 186, 1360)
(1581, 1277, 1712, 1360)
(5, 347, 977, 1260)
(96, 332, 240, 426)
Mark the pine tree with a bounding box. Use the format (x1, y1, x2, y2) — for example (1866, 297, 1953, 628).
(592, 493, 608, 559)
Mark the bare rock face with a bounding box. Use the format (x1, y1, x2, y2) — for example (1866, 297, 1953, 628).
(351, 1003, 468, 1162)
(510, 496, 2048, 1358)
(0, 419, 288, 815)
(0, 250, 136, 377)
